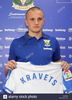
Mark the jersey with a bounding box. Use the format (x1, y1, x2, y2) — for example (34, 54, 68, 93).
(4, 62, 64, 94)
(8, 32, 61, 65)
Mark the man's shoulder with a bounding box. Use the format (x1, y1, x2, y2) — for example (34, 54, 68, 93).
(11, 35, 25, 44)
(14, 35, 25, 41)
(43, 33, 57, 41)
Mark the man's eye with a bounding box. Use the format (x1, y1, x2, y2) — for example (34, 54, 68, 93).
(38, 18, 42, 21)
(30, 18, 34, 21)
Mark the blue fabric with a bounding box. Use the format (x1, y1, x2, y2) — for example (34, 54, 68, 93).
(2, 71, 12, 94)
(8, 32, 61, 65)
(1, 89, 9, 94)
(3, 87, 13, 94)
(63, 79, 72, 93)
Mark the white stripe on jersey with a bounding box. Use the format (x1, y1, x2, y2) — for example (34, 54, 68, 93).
(4, 62, 64, 94)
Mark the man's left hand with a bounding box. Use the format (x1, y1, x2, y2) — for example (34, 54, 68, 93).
(61, 60, 70, 70)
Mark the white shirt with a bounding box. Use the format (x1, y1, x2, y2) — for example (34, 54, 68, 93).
(4, 62, 64, 94)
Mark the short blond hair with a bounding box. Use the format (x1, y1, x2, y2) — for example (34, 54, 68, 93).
(25, 6, 44, 19)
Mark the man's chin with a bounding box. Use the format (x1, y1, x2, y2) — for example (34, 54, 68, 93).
(32, 30, 41, 33)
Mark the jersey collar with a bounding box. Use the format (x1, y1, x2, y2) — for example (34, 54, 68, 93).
(24, 31, 49, 40)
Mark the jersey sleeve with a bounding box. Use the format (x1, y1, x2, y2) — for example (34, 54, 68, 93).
(8, 39, 17, 61)
(52, 39, 61, 62)
(3, 70, 16, 93)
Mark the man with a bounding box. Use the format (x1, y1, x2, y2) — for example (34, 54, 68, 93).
(5, 6, 70, 76)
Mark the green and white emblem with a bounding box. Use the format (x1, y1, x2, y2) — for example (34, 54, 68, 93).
(44, 40, 51, 47)
(12, 0, 34, 10)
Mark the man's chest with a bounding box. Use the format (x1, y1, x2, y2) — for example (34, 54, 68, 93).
(15, 39, 56, 59)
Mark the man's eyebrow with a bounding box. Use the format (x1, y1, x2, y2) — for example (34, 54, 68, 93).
(38, 17, 43, 18)
(30, 17, 43, 18)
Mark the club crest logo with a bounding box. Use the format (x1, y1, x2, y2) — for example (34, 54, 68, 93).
(43, 40, 51, 47)
(63, 70, 72, 81)
(12, 0, 35, 10)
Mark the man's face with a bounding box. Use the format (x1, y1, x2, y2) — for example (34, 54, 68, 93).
(25, 10, 45, 33)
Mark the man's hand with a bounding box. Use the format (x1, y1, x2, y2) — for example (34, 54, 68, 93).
(61, 60, 70, 70)
(5, 60, 16, 76)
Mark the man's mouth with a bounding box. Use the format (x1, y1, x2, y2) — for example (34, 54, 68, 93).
(34, 26, 40, 28)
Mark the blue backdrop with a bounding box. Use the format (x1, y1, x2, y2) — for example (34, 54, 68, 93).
(0, 0, 72, 93)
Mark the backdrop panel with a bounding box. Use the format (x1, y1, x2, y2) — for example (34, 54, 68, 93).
(0, 0, 72, 93)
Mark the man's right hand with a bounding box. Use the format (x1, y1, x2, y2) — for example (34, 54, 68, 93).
(5, 60, 17, 76)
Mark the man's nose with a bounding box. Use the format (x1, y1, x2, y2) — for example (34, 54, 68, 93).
(35, 19, 39, 24)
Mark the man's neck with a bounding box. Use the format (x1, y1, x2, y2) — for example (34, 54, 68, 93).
(28, 31, 43, 39)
